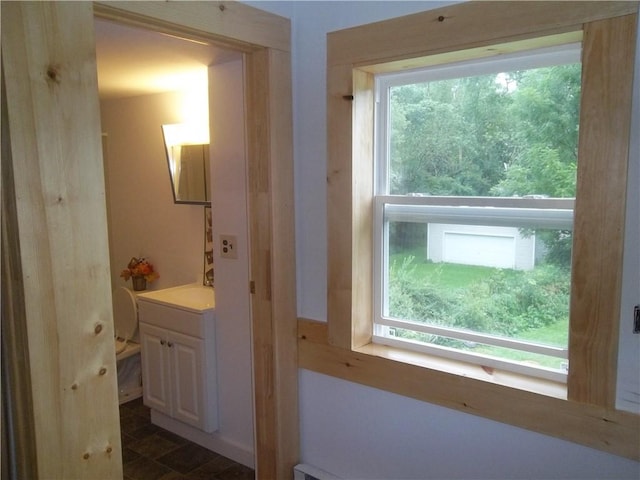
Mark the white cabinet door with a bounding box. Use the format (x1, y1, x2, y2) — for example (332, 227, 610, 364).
(138, 303, 217, 433)
(168, 331, 205, 429)
(140, 323, 172, 415)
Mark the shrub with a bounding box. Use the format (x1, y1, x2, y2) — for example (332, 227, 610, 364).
(388, 258, 569, 344)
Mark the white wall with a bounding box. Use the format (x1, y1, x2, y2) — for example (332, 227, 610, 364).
(247, 1, 640, 478)
(207, 58, 255, 464)
(300, 369, 639, 480)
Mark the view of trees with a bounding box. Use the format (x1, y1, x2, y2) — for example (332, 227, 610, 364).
(383, 62, 581, 365)
(389, 63, 581, 199)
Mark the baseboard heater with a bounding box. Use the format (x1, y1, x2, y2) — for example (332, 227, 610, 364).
(293, 463, 342, 480)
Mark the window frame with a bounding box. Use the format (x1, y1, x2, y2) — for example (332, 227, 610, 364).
(316, 1, 639, 460)
(372, 44, 582, 383)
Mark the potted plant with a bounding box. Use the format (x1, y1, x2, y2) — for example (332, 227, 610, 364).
(120, 257, 159, 291)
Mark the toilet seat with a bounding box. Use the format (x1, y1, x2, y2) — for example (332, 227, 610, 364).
(112, 286, 139, 359)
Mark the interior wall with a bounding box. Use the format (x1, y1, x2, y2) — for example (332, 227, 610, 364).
(300, 369, 639, 480)
(101, 91, 204, 291)
(207, 58, 255, 462)
(247, 1, 640, 478)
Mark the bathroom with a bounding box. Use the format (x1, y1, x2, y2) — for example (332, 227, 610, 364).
(97, 19, 255, 468)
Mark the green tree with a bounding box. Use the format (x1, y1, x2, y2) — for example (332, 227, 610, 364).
(492, 64, 581, 198)
(491, 64, 581, 268)
(389, 74, 513, 197)
(387, 63, 581, 266)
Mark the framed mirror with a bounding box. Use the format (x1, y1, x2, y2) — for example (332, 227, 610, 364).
(162, 124, 211, 205)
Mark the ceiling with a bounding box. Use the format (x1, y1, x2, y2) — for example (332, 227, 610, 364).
(94, 18, 241, 100)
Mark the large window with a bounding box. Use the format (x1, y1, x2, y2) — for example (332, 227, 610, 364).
(315, 0, 639, 460)
(373, 44, 581, 382)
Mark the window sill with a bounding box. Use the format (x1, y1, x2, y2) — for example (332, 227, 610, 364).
(355, 342, 567, 400)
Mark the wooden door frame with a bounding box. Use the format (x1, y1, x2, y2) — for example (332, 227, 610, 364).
(2, 1, 297, 478)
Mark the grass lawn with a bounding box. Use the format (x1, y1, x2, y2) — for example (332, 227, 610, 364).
(390, 251, 521, 289)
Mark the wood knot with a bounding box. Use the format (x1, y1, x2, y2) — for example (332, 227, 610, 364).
(94, 324, 103, 335)
(345, 362, 351, 368)
(219, 3, 226, 11)
(71, 383, 78, 390)
(300, 335, 307, 340)
(343, 95, 354, 101)
(437, 15, 446, 22)
(46, 65, 61, 84)
(105, 446, 113, 454)
(98, 367, 107, 376)
(83, 453, 90, 460)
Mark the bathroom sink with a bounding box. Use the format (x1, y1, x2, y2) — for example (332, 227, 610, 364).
(136, 283, 215, 313)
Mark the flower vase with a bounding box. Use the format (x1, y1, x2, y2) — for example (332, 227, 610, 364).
(131, 276, 147, 291)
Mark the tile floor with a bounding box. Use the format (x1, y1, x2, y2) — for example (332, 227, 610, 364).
(120, 398, 254, 480)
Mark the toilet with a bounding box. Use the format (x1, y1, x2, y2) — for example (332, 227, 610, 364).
(112, 286, 142, 404)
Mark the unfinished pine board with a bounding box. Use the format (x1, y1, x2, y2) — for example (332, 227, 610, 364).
(2, 2, 122, 478)
(246, 46, 299, 479)
(326, 63, 357, 350)
(265, 47, 300, 478)
(568, 13, 638, 408)
(245, 48, 277, 479)
(350, 69, 375, 349)
(328, 1, 638, 67)
(94, 0, 290, 53)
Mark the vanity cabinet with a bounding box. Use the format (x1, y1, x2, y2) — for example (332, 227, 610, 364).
(137, 293, 217, 433)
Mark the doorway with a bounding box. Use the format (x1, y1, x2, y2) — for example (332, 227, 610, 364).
(96, 17, 255, 468)
(1, 2, 297, 478)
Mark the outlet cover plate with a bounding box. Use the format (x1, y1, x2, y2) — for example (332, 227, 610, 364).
(220, 234, 238, 259)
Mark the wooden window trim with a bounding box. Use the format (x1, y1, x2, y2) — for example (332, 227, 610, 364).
(315, 1, 640, 460)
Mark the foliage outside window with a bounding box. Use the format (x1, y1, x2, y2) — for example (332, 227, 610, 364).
(373, 45, 581, 381)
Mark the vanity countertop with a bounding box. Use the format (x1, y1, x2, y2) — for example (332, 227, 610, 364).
(136, 283, 215, 313)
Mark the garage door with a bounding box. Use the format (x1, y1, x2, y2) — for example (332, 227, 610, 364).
(443, 232, 515, 269)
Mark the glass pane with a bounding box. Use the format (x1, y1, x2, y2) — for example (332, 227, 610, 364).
(386, 220, 571, 368)
(387, 64, 581, 197)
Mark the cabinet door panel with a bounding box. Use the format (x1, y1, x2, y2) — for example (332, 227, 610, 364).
(169, 331, 205, 429)
(140, 323, 171, 415)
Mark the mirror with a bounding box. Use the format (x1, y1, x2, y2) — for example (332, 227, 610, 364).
(162, 124, 211, 205)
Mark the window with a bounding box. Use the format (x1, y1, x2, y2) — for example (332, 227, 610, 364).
(315, 0, 639, 460)
(373, 44, 581, 382)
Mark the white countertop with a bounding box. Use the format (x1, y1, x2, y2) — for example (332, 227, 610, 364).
(136, 283, 215, 313)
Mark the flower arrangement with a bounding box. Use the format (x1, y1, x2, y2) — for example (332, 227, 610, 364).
(120, 257, 159, 283)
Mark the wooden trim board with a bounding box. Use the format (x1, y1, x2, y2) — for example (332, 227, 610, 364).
(568, 13, 637, 408)
(2, 3, 122, 477)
